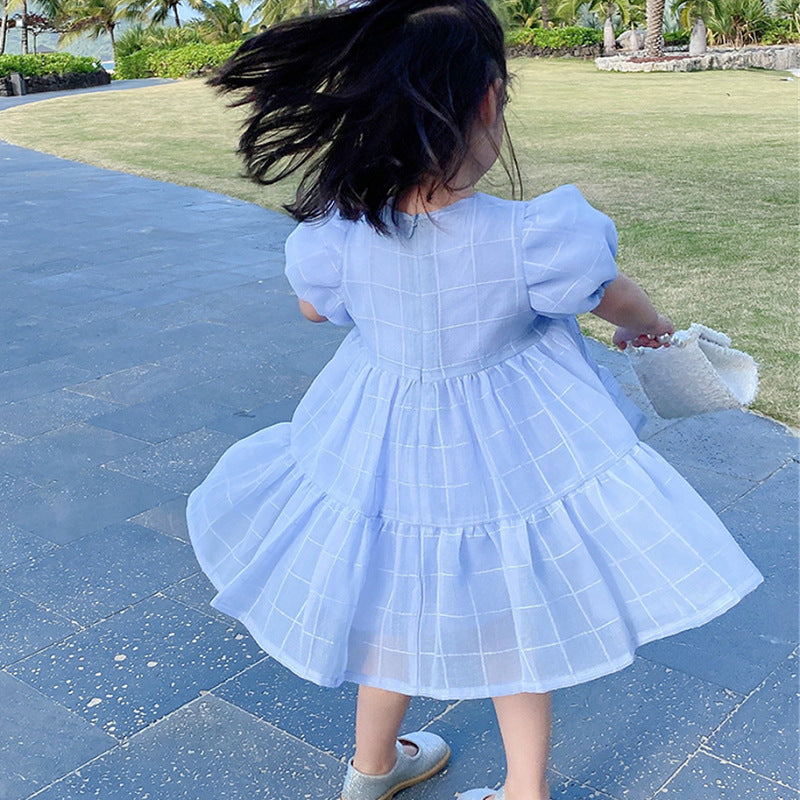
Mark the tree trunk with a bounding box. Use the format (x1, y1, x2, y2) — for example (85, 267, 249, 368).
(173, 2, 180, 27)
(644, 0, 665, 57)
(0, 2, 8, 56)
(603, 15, 616, 54)
(689, 16, 707, 55)
(108, 22, 115, 58)
(541, 0, 549, 27)
(20, 0, 28, 54)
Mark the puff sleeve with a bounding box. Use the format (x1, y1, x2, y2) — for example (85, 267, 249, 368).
(284, 214, 353, 327)
(522, 184, 618, 318)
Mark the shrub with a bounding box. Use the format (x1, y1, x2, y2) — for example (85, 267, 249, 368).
(0, 53, 101, 78)
(706, 0, 770, 46)
(115, 42, 241, 80)
(762, 17, 800, 42)
(663, 30, 691, 45)
(115, 23, 205, 60)
(506, 26, 603, 49)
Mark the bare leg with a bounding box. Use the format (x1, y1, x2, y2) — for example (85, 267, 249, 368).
(492, 692, 552, 800)
(351, 685, 418, 776)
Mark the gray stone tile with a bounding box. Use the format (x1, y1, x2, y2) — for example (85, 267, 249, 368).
(130, 495, 189, 542)
(646, 412, 799, 482)
(208, 398, 299, 438)
(90, 387, 235, 444)
(0, 523, 59, 573)
(6, 593, 264, 738)
(0, 423, 150, 486)
(706, 649, 799, 789)
(213, 657, 454, 761)
(670, 463, 757, 513)
(1, 522, 199, 627)
(0, 356, 93, 404)
(0, 671, 116, 800)
(4, 468, 178, 544)
(104, 427, 238, 494)
(161, 571, 244, 628)
(0, 584, 79, 667)
(427, 657, 740, 800)
(0, 389, 119, 438)
(66, 362, 200, 405)
(654, 750, 799, 799)
(719, 460, 799, 587)
(188, 363, 312, 410)
(28, 694, 346, 800)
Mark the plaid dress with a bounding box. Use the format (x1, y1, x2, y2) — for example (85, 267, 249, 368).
(186, 186, 762, 699)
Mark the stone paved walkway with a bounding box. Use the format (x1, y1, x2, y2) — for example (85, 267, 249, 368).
(0, 120, 798, 800)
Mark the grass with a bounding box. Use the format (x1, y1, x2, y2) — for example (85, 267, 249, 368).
(0, 60, 796, 426)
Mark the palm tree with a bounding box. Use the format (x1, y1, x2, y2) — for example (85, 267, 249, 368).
(1, 0, 13, 54)
(147, 0, 181, 27)
(57, 0, 144, 57)
(194, 0, 252, 42)
(644, 0, 665, 55)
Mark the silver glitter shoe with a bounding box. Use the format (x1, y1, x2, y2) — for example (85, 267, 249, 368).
(456, 786, 505, 800)
(341, 731, 450, 800)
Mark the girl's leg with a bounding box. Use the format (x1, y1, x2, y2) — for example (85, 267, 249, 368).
(492, 692, 552, 800)
(351, 684, 417, 775)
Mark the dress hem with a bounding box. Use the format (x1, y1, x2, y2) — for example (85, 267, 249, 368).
(209, 572, 763, 700)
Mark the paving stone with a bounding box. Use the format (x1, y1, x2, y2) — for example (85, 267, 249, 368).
(0, 423, 150, 487)
(27, 694, 345, 800)
(104, 427, 238, 494)
(4, 468, 178, 544)
(1, 522, 198, 626)
(0, 671, 117, 800)
(0, 584, 79, 667)
(66, 362, 200, 405)
(669, 463, 757, 513)
(6, 593, 264, 738)
(161, 571, 245, 628)
(653, 750, 799, 799)
(208, 398, 300, 438)
(0, 389, 119, 438)
(90, 386, 236, 444)
(188, 364, 312, 411)
(0, 522, 59, 573)
(646, 411, 798, 483)
(130, 495, 189, 542)
(706, 648, 799, 789)
(0, 356, 93, 404)
(213, 656, 454, 760)
(426, 657, 740, 800)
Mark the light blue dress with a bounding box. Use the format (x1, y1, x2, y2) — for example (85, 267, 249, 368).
(186, 186, 763, 699)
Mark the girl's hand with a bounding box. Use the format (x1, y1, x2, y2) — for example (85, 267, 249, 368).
(613, 314, 675, 351)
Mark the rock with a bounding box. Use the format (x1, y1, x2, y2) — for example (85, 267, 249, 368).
(617, 29, 645, 51)
(689, 18, 707, 57)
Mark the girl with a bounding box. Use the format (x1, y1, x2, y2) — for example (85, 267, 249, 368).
(186, 2, 763, 799)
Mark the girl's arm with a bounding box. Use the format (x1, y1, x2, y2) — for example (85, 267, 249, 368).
(299, 299, 328, 323)
(592, 272, 674, 350)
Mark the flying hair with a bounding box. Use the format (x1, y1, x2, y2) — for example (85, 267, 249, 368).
(209, 0, 520, 232)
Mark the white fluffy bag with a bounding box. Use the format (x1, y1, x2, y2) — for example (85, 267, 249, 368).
(627, 323, 758, 419)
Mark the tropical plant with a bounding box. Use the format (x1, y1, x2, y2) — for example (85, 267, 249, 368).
(56, 0, 144, 56)
(146, 0, 180, 26)
(772, 0, 799, 37)
(0, 0, 13, 54)
(193, 0, 254, 43)
(114, 20, 201, 57)
(705, 0, 768, 45)
(251, 0, 333, 26)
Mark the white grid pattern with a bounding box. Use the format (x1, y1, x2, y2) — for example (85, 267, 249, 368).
(187, 186, 763, 698)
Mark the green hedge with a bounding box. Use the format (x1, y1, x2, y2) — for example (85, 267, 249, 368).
(0, 53, 101, 78)
(115, 42, 241, 79)
(762, 18, 800, 44)
(663, 30, 691, 46)
(506, 26, 603, 49)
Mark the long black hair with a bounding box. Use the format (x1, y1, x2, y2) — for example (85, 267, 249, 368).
(209, 0, 518, 231)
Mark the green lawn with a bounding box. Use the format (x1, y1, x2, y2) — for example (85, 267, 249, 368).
(0, 60, 796, 426)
